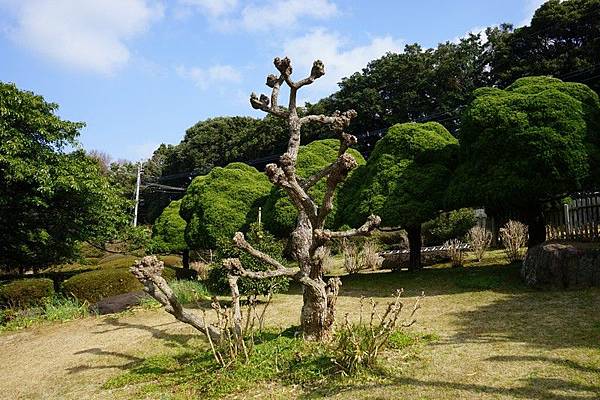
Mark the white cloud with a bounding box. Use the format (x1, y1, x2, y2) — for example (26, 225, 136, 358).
(240, 0, 337, 32)
(180, 0, 338, 32)
(282, 29, 403, 101)
(2, 0, 163, 75)
(176, 64, 242, 89)
(519, 0, 548, 26)
(178, 0, 238, 17)
(452, 25, 491, 44)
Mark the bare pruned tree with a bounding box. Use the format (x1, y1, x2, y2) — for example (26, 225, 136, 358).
(226, 57, 381, 340)
(132, 57, 381, 343)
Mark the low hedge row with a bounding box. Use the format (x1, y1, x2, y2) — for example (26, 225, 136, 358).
(1, 262, 182, 306)
(0, 278, 55, 307)
(62, 268, 143, 304)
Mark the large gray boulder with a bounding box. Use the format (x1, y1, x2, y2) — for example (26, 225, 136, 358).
(522, 242, 600, 288)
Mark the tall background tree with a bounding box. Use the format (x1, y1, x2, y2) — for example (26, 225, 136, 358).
(0, 82, 130, 272)
(488, 0, 600, 94)
(447, 76, 600, 246)
(339, 122, 458, 270)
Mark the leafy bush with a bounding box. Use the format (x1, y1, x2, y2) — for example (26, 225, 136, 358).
(500, 220, 528, 263)
(97, 254, 137, 269)
(0, 278, 55, 308)
(180, 163, 272, 250)
(151, 200, 187, 254)
(466, 226, 492, 261)
(62, 268, 143, 303)
(422, 208, 477, 246)
(207, 223, 289, 296)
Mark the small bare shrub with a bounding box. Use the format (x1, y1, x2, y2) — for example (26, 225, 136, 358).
(320, 247, 335, 274)
(341, 239, 383, 274)
(444, 239, 464, 268)
(362, 240, 383, 271)
(333, 290, 423, 375)
(466, 226, 492, 261)
(341, 239, 363, 274)
(500, 220, 528, 263)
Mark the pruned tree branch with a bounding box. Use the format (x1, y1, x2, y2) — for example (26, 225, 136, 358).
(315, 215, 382, 240)
(250, 92, 288, 118)
(317, 153, 359, 225)
(299, 109, 357, 131)
(131, 256, 221, 342)
(232, 232, 287, 270)
(223, 257, 299, 279)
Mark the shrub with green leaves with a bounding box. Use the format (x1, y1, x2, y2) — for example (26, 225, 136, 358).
(151, 200, 187, 254)
(62, 268, 143, 303)
(0, 278, 55, 308)
(338, 122, 458, 269)
(448, 76, 600, 245)
(97, 254, 138, 269)
(207, 223, 289, 296)
(263, 139, 365, 238)
(422, 208, 476, 246)
(180, 163, 272, 250)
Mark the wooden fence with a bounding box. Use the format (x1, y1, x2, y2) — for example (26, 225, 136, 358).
(546, 193, 600, 241)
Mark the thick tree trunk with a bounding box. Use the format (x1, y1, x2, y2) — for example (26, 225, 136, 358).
(182, 248, 190, 269)
(524, 206, 546, 248)
(301, 282, 329, 340)
(406, 225, 422, 271)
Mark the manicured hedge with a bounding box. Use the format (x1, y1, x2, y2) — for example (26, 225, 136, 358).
(0, 278, 55, 307)
(62, 268, 143, 303)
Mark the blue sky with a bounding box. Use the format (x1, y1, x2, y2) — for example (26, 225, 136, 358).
(0, 0, 545, 161)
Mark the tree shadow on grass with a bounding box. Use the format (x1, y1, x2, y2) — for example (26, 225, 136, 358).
(336, 262, 526, 298)
(299, 375, 600, 400)
(447, 287, 600, 349)
(93, 316, 198, 347)
(66, 348, 143, 374)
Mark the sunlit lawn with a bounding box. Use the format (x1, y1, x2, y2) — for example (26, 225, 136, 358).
(102, 250, 600, 399)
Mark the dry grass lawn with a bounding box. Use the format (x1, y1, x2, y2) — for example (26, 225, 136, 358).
(1, 250, 599, 399)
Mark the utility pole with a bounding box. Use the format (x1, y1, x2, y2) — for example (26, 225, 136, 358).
(133, 161, 143, 227)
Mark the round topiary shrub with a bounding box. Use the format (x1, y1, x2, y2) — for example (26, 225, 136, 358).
(0, 278, 55, 308)
(62, 268, 143, 303)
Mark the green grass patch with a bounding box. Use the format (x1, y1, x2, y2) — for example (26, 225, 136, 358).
(0, 295, 90, 332)
(105, 328, 432, 399)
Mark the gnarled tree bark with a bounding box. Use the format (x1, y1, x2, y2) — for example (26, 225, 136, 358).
(227, 57, 381, 341)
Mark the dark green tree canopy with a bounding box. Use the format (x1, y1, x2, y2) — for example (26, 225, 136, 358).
(179, 162, 272, 250)
(162, 116, 288, 177)
(262, 139, 365, 238)
(448, 76, 600, 212)
(310, 36, 491, 136)
(151, 199, 187, 254)
(0, 82, 129, 270)
(338, 122, 458, 229)
(488, 0, 600, 94)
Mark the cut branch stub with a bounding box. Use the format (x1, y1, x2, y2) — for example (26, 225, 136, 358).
(274, 57, 292, 77)
(266, 74, 279, 88)
(311, 60, 325, 79)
